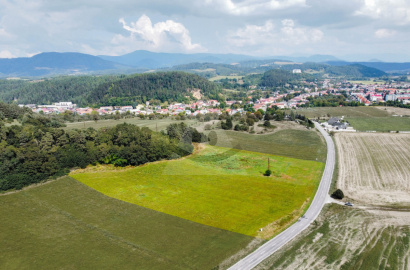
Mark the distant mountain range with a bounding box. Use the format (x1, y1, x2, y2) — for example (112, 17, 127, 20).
(0, 52, 128, 77)
(325, 61, 410, 73)
(0, 50, 409, 77)
(98, 50, 256, 69)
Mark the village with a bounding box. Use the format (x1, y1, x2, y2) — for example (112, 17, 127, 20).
(18, 78, 410, 118)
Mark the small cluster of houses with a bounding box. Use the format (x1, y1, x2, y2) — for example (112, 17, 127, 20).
(322, 117, 356, 132)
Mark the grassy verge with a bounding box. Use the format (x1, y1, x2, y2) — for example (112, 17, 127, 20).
(0, 177, 253, 270)
(71, 145, 324, 238)
(329, 135, 339, 195)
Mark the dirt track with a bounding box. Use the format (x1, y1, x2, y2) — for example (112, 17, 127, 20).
(335, 132, 410, 207)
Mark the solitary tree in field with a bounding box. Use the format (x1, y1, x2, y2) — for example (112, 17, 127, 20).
(331, 189, 344, 199)
(91, 110, 99, 123)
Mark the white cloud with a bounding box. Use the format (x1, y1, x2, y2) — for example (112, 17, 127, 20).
(227, 20, 275, 47)
(355, 0, 410, 24)
(280, 19, 323, 44)
(203, 0, 306, 15)
(227, 19, 323, 54)
(0, 50, 16, 58)
(374, 28, 397, 38)
(0, 28, 13, 38)
(113, 15, 204, 53)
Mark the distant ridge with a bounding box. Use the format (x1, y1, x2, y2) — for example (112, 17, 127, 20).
(0, 52, 126, 77)
(99, 50, 257, 69)
(325, 61, 410, 73)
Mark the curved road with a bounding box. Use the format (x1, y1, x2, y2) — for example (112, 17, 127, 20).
(228, 123, 335, 270)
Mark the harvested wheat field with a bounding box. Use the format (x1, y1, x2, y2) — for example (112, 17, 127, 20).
(335, 132, 410, 207)
(255, 204, 410, 270)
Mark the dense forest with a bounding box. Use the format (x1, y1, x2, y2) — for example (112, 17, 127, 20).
(0, 75, 119, 106)
(88, 72, 219, 106)
(0, 72, 220, 107)
(259, 69, 302, 88)
(0, 103, 204, 191)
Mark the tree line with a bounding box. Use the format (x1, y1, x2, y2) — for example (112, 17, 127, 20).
(0, 103, 205, 191)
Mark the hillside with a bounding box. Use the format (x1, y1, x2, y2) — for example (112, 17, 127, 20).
(87, 72, 219, 106)
(0, 75, 119, 106)
(0, 72, 220, 106)
(326, 61, 410, 73)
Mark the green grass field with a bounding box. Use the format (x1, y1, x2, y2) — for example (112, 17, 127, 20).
(71, 145, 324, 238)
(64, 118, 198, 131)
(0, 177, 253, 270)
(346, 117, 410, 132)
(207, 129, 327, 162)
(209, 75, 244, 81)
(293, 107, 390, 118)
(348, 80, 385, 85)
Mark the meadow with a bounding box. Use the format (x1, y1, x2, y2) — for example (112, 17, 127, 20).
(207, 129, 327, 162)
(71, 145, 324, 238)
(0, 177, 253, 270)
(293, 106, 410, 132)
(347, 80, 385, 85)
(293, 106, 390, 118)
(346, 117, 410, 132)
(64, 118, 198, 131)
(209, 75, 244, 81)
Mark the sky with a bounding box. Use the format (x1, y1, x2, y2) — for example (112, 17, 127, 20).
(1, 0, 410, 61)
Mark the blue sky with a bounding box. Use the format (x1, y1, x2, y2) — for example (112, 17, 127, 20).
(1, 0, 410, 61)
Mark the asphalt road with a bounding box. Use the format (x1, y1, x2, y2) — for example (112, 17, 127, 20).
(228, 123, 335, 270)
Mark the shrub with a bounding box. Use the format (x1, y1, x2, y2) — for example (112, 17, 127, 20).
(264, 169, 272, 176)
(331, 189, 344, 199)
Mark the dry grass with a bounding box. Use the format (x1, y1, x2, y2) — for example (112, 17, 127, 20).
(374, 106, 410, 116)
(255, 204, 410, 270)
(335, 133, 410, 207)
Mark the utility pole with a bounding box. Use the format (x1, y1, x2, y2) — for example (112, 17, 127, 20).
(268, 157, 270, 170)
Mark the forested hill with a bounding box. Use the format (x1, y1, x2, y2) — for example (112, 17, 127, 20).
(278, 63, 386, 77)
(0, 75, 119, 106)
(87, 72, 219, 106)
(0, 72, 219, 106)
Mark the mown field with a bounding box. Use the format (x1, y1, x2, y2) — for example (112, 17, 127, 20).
(207, 129, 327, 162)
(0, 177, 253, 270)
(71, 145, 324, 238)
(255, 204, 410, 270)
(335, 132, 410, 207)
(209, 75, 244, 81)
(64, 118, 198, 131)
(346, 117, 410, 132)
(348, 80, 385, 85)
(294, 106, 410, 132)
(294, 106, 390, 118)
